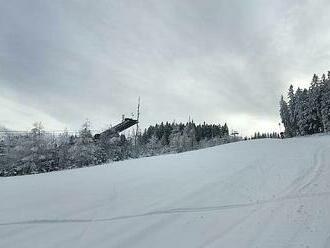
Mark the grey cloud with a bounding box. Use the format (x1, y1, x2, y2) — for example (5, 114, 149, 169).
(0, 0, 330, 134)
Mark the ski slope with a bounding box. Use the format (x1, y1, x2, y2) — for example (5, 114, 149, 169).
(1, 135, 330, 248)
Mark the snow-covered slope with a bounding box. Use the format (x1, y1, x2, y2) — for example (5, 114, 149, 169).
(1, 135, 330, 248)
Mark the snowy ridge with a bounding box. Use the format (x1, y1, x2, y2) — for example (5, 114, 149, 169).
(1, 135, 330, 247)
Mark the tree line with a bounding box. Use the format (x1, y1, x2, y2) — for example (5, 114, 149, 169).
(251, 132, 280, 139)
(280, 71, 330, 137)
(0, 121, 233, 177)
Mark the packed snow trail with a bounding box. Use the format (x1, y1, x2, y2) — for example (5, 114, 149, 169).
(0, 135, 330, 248)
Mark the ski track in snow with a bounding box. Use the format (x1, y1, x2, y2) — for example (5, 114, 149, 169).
(1, 191, 330, 227)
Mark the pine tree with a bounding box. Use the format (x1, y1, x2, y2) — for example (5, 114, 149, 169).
(280, 71, 330, 136)
(69, 121, 97, 167)
(296, 88, 311, 135)
(169, 125, 183, 152)
(287, 85, 299, 136)
(308, 74, 324, 133)
(146, 135, 161, 155)
(321, 74, 330, 131)
(280, 95, 291, 136)
(181, 123, 197, 151)
(222, 123, 229, 136)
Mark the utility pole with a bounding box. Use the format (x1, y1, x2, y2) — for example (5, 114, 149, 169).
(134, 97, 141, 148)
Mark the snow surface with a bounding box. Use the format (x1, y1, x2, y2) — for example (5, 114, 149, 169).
(1, 135, 330, 248)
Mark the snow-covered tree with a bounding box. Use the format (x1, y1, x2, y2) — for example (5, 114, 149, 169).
(169, 125, 184, 152)
(68, 121, 98, 167)
(308, 74, 324, 133)
(287, 85, 299, 136)
(146, 134, 162, 155)
(296, 88, 311, 135)
(181, 123, 197, 151)
(280, 95, 291, 136)
(280, 71, 330, 136)
(321, 73, 330, 131)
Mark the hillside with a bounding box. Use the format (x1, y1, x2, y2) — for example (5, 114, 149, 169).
(1, 135, 330, 248)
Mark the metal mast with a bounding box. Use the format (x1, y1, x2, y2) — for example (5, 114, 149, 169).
(135, 96, 141, 147)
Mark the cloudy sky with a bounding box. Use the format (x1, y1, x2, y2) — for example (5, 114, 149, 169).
(1, 0, 330, 135)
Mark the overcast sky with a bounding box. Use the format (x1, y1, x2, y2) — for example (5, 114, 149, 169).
(1, 0, 330, 135)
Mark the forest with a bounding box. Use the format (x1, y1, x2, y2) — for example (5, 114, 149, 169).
(0, 121, 233, 176)
(280, 71, 330, 137)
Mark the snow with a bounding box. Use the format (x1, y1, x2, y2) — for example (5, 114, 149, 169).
(1, 135, 330, 248)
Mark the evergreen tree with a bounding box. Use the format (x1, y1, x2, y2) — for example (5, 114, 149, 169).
(181, 123, 197, 151)
(69, 121, 98, 167)
(308, 74, 324, 133)
(280, 71, 330, 136)
(321, 73, 330, 131)
(169, 125, 183, 152)
(280, 95, 291, 137)
(222, 123, 229, 136)
(296, 88, 311, 135)
(287, 85, 299, 136)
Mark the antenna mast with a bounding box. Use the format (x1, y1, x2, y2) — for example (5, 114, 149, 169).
(135, 96, 141, 147)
